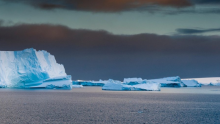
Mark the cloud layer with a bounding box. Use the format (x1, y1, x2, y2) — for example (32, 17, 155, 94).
(2, 0, 220, 14)
(0, 0, 193, 12)
(1, 23, 220, 80)
(3, 0, 220, 12)
(177, 28, 220, 34)
(1, 23, 219, 54)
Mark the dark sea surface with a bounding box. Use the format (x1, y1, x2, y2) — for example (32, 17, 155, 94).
(0, 86, 220, 124)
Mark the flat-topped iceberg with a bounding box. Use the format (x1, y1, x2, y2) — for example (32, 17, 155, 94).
(102, 79, 160, 91)
(148, 76, 185, 87)
(181, 79, 201, 87)
(0, 48, 72, 89)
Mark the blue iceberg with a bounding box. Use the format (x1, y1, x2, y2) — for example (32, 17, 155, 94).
(148, 76, 185, 87)
(102, 79, 160, 91)
(181, 79, 201, 87)
(123, 76, 185, 88)
(0, 48, 72, 89)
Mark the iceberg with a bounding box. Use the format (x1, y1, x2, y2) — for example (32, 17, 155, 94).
(102, 79, 160, 91)
(102, 79, 123, 91)
(72, 85, 83, 88)
(148, 76, 185, 87)
(0, 48, 72, 89)
(181, 79, 201, 87)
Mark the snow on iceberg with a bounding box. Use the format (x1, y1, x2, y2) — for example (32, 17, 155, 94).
(148, 76, 185, 87)
(102, 79, 160, 91)
(72, 79, 109, 86)
(0, 48, 72, 89)
(181, 79, 201, 87)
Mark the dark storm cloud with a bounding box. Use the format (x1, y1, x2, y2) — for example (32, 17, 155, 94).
(1, 23, 220, 54)
(1, 24, 220, 80)
(177, 28, 220, 34)
(2, 0, 220, 14)
(192, 0, 220, 4)
(2, 0, 191, 12)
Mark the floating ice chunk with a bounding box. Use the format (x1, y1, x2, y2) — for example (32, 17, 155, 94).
(181, 80, 201, 87)
(73, 79, 109, 86)
(148, 76, 184, 87)
(102, 79, 160, 91)
(102, 79, 123, 90)
(123, 83, 160, 91)
(0, 48, 71, 89)
(72, 85, 83, 88)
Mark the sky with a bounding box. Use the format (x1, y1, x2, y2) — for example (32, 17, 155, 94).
(0, 0, 220, 80)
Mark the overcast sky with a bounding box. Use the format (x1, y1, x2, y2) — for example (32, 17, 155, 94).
(0, 0, 220, 80)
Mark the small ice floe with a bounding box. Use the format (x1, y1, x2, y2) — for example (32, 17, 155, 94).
(72, 79, 109, 86)
(72, 85, 83, 88)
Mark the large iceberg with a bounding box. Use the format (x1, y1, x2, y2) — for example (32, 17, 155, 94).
(148, 76, 185, 87)
(102, 79, 160, 91)
(0, 48, 72, 89)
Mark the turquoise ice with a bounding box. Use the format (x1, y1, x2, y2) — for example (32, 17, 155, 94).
(0, 48, 72, 89)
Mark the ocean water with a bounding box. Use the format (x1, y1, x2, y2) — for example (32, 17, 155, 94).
(0, 86, 220, 123)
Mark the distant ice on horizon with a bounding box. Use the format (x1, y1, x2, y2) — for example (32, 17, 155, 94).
(102, 79, 161, 91)
(181, 79, 201, 87)
(183, 77, 220, 86)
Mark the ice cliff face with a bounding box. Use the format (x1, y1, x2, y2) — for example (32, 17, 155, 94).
(0, 48, 71, 89)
